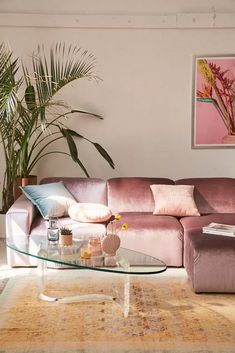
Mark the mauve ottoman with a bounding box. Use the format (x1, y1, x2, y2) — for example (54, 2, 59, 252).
(185, 230, 235, 293)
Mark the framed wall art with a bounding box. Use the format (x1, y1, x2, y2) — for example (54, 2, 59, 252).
(192, 55, 235, 148)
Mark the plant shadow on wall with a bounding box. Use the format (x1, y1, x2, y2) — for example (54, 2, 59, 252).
(197, 59, 235, 143)
(0, 43, 114, 212)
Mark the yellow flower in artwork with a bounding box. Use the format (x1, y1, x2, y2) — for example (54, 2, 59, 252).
(198, 59, 215, 85)
(121, 223, 129, 231)
(114, 214, 121, 220)
(196, 58, 234, 135)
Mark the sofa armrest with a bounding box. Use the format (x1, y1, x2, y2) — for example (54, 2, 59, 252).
(6, 194, 37, 243)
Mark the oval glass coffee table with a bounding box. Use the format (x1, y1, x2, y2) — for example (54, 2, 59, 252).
(7, 240, 167, 317)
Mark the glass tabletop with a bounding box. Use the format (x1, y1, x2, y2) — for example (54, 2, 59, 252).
(7, 240, 167, 275)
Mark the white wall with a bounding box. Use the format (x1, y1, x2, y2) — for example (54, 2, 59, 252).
(1, 0, 235, 204)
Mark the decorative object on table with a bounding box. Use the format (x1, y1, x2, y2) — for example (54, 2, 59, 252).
(59, 227, 73, 246)
(88, 237, 102, 256)
(47, 217, 59, 243)
(193, 56, 235, 148)
(202, 222, 235, 237)
(104, 255, 118, 267)
(0, 42, 115, 213)
(91, 256, 104, 267)
(80, 246, 92, 259)
(101, 214, 129, 256)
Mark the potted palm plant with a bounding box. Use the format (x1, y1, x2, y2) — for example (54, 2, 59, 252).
(0, 43, 114, 212)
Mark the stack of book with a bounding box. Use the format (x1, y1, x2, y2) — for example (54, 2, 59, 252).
(202, 222, 235, 237)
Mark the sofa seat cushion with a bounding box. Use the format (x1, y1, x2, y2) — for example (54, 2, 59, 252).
(112, 212, 183, 266)
(180, 213, 235, 266)
(30, 215, 106, 240)
(180, 213, 235, 233)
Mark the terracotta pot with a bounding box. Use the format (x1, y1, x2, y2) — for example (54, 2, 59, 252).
(14, 175, 37, 201)
(222, 134, 235, 144)
(101, 234, 121, 256)
(59, 234, 73, 246)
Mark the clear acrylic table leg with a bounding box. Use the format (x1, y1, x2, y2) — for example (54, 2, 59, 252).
(38, 257, 58, 302)
(37, 257, 130, 317)
(113, 257, 130, 318)
(123, 273, 130, 318)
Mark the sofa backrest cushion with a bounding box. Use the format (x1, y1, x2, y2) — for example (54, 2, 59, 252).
(40, 177, 107, 205)
(175, 177, 235, 214)
(107, 177, 174, 213)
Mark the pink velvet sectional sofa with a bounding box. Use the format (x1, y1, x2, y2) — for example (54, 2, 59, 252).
(6, 176, 235, 293)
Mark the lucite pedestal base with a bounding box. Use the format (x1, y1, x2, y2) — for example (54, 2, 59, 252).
(38, 258, 130, 318)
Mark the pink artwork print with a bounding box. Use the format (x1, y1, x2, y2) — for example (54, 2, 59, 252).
(193, 57, 235, 147)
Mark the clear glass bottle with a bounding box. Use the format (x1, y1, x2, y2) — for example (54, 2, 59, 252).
(47, 217, 59, 244)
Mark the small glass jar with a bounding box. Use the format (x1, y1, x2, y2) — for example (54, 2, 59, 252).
(88, 237, 102, 257)
(47, 217, 59, 244)
(80, 246, 92, 259)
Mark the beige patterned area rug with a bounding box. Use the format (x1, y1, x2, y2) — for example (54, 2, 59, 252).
(0, 277, 8, 294)
(0, 269, 235, 353)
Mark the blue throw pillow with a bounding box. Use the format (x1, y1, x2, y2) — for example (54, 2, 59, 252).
(20, 181, 77, 219)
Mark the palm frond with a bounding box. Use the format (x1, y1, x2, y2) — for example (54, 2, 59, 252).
(71, 109, 103, 119)
(60, 128, 89, 177)
(32, 43, 98, 108)
(64, 128, 115, 169)
(0, 45, 20, 118)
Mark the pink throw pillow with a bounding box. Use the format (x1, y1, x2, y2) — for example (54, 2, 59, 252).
(150, 184, 200, 217)
(68, 203, 112, 223)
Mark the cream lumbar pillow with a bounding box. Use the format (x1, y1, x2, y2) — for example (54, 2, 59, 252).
(150, 184, 200, 217)
(68, 203, 112, 223)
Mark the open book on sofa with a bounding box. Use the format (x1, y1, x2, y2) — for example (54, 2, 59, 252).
(202, 223, 235, 237)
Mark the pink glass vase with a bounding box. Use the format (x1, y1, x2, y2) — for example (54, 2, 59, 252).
(101, 234, 121, 256)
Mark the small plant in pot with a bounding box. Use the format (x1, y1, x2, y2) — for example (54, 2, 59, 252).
(102, 214, 129, 256)
(60, 227, 73, 246)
